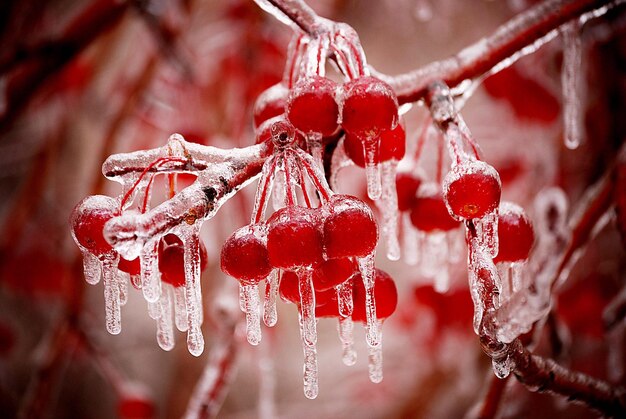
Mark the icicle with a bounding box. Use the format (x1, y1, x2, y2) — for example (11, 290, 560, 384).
(263, 270, 279, 327)
(242, 284, 262, 345)
(363, 139, 382, 200)
(379, 161, 400, 261)
(118, 273, 128, 306)
(140, 239, 161, 303)
(420, 232, 449, 293)
(338, 317, 356, 366)
(306, 133, 324, 171)
(102, 255, 121, 335)
(174, 286, 188, 332)
(147, 300, 160, 320)
(182, 230, 204, 357)
(510, 262, 524, 294)
(497, 263, 513, 304)
(82, 252, 101, 285)
(302, 343, 319, 399)
(337, 281, 353, 317)
(492, 354, 514, 379)
(561, 20, 583, 150)
(239, 284, 247, 313)
(401, 213, 420, 265)
(368, 323, 384, 383)
(156, 286, 175, 351)
(474, 209, 499, 258)
(298, 268, 317, 347)
(358, 253, 381, 347)
(467, 238, 501, 335)
(272, 170, 286, 211)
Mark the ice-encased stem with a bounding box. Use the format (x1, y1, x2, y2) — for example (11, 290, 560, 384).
(82, 251, 101, 285)
(182, 230, 204, 356)
(156, 286, 175, 351)
(102, 255, 121, 335)
(338, 317, 356, 366)
(561, 20, 584, 150)
(140, 239, 161, 303)
(263, 270, 279, 327)
(475, 209, 499, 259)
(298, 269, 317, 347)
(358, 253, 381, 347)
(242, 284, 262, 345)
(379, 161, 400, 261)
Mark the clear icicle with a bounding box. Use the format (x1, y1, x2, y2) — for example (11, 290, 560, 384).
(401, 213, 420, 265)
(561, 20, 584, 150)
(497, 263, 513, 304)
(118, 273, 128, 306)
(298, 269, 317, 347)
(239, 284, 247, 313)
(102, 255, 122, 335)
(363, 140, 382, 200)
(140, 239, 161, 303)
(82, 251, 101, 285)
(474, 209, 499, 259)
(368, 328, 384, 383)
(358, 253, 381, 347)
(242, 284, 262, 346)
(510, 262, 524, 294)
(174, 286, 189, 332)
(492, 355, 514, 379)
(337, 281, 353, 317)
(301, 339, 319, 400)
(379, 161, 400, 261)
(147, 300, 160, 320)
(263, 270, 279, 327)
(182, 230, 204, 357)
(338, 317, 357, 366)
(156, 286, 175, 351)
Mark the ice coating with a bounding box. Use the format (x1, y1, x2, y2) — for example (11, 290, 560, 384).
(561, 20, 583, 150)
(492, 354, 514, 379)
(102, 255, 121, 335)
(378, 161, 400, 260)
(181, 228, 205, 356)
(298, 269, 317, 347)
(364, 138, 383, 200)
(368, 323, 384, 383)
(242, 284, 262, 346)
(302, 341, 319, 399)
(82, 251, 101, 285)
(174, 286, 189, 332)
(140, 240, 161, 303)
(263, 270, 279, 327)
(468, 236, 502, 335)
(156, 287, 175, 351)
(474, 209, 499, 258)
(337, 281, 353, 317)
(357, 253, 381, 347)
(338, 316, 356, 366)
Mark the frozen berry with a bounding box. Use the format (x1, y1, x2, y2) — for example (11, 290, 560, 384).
(493, 202, 535, 263)
(396, 172, 422, 212)
(287, 76, 339, 136)
(315, 288, 340, 318)
(159, 234, 208, 288)
(221, 225, 272, 284)
(118, 257, 140, 276)
(255, 115, 305, 153)
(253, 82, 289, 128)
(410, 184, 460, 232)
(352, 269, 398, 322)
(344, 123, 406, 167)
(279, 271, 300, 304)
(267, 206, 324, 269)
(312, 257, 356, 291)
(70, 195, 119, 256)
(443, 161, 501, 219)
(323, 195, 378, 259)
(341, 76, 398, 139)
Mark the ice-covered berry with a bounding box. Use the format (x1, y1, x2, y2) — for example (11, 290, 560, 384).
(159, 234, 208, 288)
(221, 225, 272, 284)
(410, 184, 460, 232)
(70, 195, 119, 256)
(253, 82, 289, 128)
(255, 115, 305, 153)
(341, 76, 399, 139)
(118, 256, 140, 276)
(323, 195, 378, 259)
(443, 160, 501, 219)
(287, 76, 339, 136)
(396, 171, 422, 212)
(312, 257, 356, 291)
(493, 202, 535, 263)
(344, 123, 406, 167)
(279, 271, 300, 304)
(267, 206, 324, 269)
(352, 269, 398, 322)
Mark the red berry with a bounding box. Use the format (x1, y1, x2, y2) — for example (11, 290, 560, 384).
(287, 76, 339, 136)
(118, 257, 140, 276)
(315, 288, 340, 318)
(253, 82, 288, 128)
(493, 202, 535, 263)
(344, 123, 406, 167)
(312, 257, 356, 291)
(117, 392, 155, 419)
(279, 271, 300, 304)
(443, 161, 501, 219)
(410, 184, 460, 232)
(341, 76, 398, 139)
(70, 195, 119, 256)
(352, 269, 398, 322)
(221, 225, 272, 284)
(396, 171, 422, 212)
(323, 195, 378, 259)
(267, 206, 324, 269)
(159, 234, 208, 288)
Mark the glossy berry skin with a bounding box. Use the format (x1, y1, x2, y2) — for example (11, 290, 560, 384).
(352, 270, 398, 322)
(267, 206, 324, 269)
(253, 83, 289, 128)
(70, 195, 119, 256)
(344, 123, 406, 167)
(396, 172, 422, 212)
(443, 161, 501, 220)
(159, 234, 208, 288)
(493, 203, 535, 263)
(341, 76, 398, 139)
(287, 76, 339, 136)
(118, 256, 140, 276)
(315, 288, 340, 318)
(279, 271, 300, 304)
(410, 184, 460, 232)
(323, 194, 378, 259)
(312, 257, 356, 291)
(117, 396, 155, 419)
(221, 225, 272, 284)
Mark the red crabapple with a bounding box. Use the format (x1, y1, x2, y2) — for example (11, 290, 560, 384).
(267, 206, 324, 269)
(323, 194, 378, 259)
(287, 76, 339, 136)
(443, 160, 501, 220)
(493, 202, 535, 263)
(159, 234, 208, 288)
(312, 257, 357, 291)
(253, 82, 289, 128)
(410, 184, 460, 232)
(70, 195, 119, 256)
(344, 123, 406, 167)
(221, 225, 272, 284)
(352, 269, 398, 322)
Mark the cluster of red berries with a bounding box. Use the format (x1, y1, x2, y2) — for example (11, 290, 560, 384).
(220, 194, 397, 322)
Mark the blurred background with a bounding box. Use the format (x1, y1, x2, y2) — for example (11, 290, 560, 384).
(0, 0, 625, 417)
